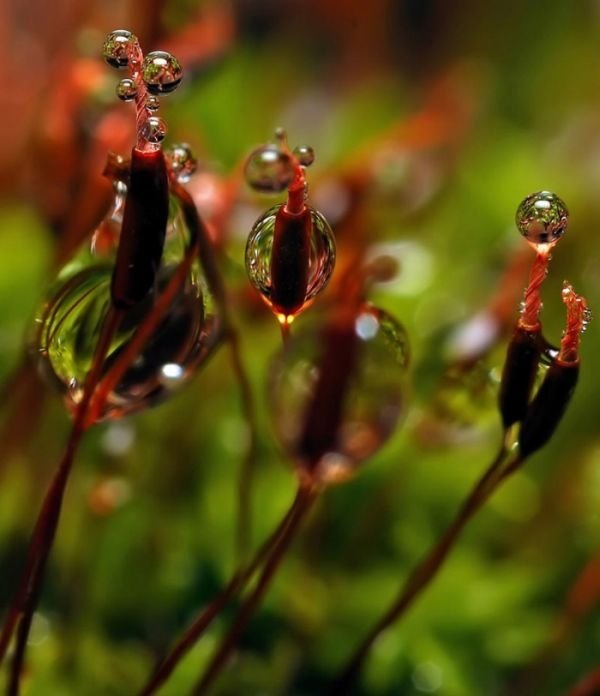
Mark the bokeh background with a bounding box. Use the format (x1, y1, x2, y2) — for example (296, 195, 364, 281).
(0, 1, 599, 694)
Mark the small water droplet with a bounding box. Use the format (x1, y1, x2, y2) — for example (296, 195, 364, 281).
(145, 94, 160, 111)
(293, 145, 315, 167)
(244, 144, 295, 193)
(141, 116, 167, 144)
(116, 77, 137, 101)
(166, 143, 197, 182)
(142, 51, 183, 94)
(245, 204, 336, 317)
(516, 191, 568, 245)
(103, 30, 137, 69)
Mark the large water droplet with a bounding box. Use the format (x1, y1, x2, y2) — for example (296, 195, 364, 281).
(244, 145, 296, 193)
(516, 191, 568, 245)
(142, 51, 183, 94)
(268, 305, 409, 485)
(32, 171, 222, 420)
(103, 30, 137, 69)
(245, 204, 336, 319)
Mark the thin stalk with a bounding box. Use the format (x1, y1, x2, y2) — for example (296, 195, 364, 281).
(331, 441, 522, 694)
(171, 178, 260, 562)
(138, 487, 307, 695)
(191, 484, 317, 696)
(227, 327, 259, 561)
(0, 308, 122, 694)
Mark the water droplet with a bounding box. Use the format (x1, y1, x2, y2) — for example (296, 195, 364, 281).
(166, 143, 197, 182)
(268, 305, 409, 485)
(31, 175, 223, 420)
(516, 191, 568, 245)
(146, 95, 160, 111)
(103, 30, 137, 69)
(116, 77, 137, 101)
(293, 145, 315, 167)
(141, 116, 167, 144)
(244, 145, 295, 193)
(142, 51, 183, 94)
(245, 204, 336, 318)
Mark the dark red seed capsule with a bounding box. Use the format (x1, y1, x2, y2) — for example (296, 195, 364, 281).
(297, 313, 361, 471)
(498, 325, 541, 428)
(518, 360, 579, 458)
(269, 205, 311, 318)
(111, 147, 169, 309)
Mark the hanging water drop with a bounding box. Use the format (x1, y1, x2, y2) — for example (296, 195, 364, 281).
(103, 30, 137, 69)
(116, 78, 137, 101)
(516, 191, 568, 246)
(245, 204, 336, 320)
(244, 144, 296, 193)
(268, 304, 410, 485)
(142, 51, 183, 94)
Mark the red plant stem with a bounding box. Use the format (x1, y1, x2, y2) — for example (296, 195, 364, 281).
(0, 308, 122, 693)
(559, 282, 589, 364)
(87, 228, 199, 425)
(519, 249, 550, 331)
(191, 484, 317, 695)
(566, 668, 600, 696)
(330, 443, 522, 694)
(138, 487, 308, 695)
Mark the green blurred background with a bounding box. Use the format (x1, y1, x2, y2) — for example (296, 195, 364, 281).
(0, 1, 599, 694)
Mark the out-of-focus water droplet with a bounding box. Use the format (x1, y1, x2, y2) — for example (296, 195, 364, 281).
(244, 144, 296, 193)
(293, 145, 315, 167)
(141, 116, 167, 144)
(268, 305, 409, 485)
(142, 51, 183, 94)
(103, 30, 137, 69)
(166, 143, 197, 182)
(245, 204, 335, 317)
(146, 94, 160, 111)
(516, 191, 568, 245)
(116, 77, 137, 101)
(31, 171, 222, 420)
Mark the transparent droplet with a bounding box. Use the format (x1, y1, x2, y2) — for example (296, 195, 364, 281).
(116, 77, 137, 101)
(293, 145, 315, 167)
(268, 305, 410, 485)
(244, 145, 295, 193)
(166, 143, 197, 182)
(516, 191, 568, 245)
(103, 30, 137, 69)
(141, 116, 167, 144)
(146, 95, 160, 111)
(31, 169, 223, 421)
(142, 51, 183, 95)
(245, 204, 336, 318)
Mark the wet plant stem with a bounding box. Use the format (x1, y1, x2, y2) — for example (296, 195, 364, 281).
(0, 308, 122, 696)
(330, 439, 523, 695)
(191, 484, 317, 696)
(138, 485, 311, 695)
